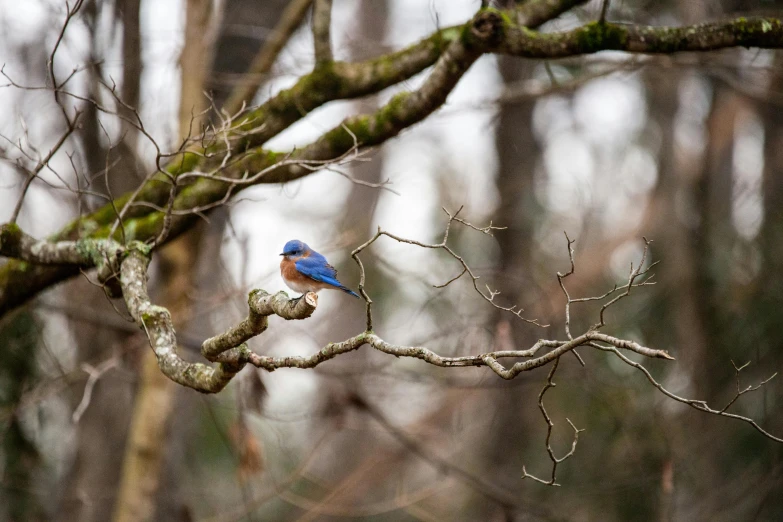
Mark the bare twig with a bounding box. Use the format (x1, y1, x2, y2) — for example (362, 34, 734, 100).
(555, 232, 585, 365)
(5, 0, 90, 223)
(8, 111, 82, 223)
(592, 237, 658, 331)
(351, 208, 546, 332)
(49, 0, 86, 119)
(720, 361, 778, 414)
(522, 358, 584, 486)
(595, 344, 783, 444)
(72, 357, 120, 423)
(555, 233, 657, 365)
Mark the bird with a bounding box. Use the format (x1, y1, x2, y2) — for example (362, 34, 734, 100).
(279, 240, 359, 299)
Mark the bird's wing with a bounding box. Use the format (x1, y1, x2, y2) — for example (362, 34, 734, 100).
(295, 255, 342, 287)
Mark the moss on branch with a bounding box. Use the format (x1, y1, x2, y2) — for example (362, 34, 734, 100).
(498, 16, 783, 57)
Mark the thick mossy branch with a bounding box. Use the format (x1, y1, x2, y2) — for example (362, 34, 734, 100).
(120, 247, 247, 393)
(0, 225, 126, 314)
(118, 246, 319, 393)
(231, 25, 462, 152)
(498, 16, 783, 57)
(201, 290, 317, 361)
(0, 225, 125, 302)
(0, 223, 120, 266)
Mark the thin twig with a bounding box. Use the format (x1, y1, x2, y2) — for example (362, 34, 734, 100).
(72, 357, 120, 423)
(522, 358, 584, 486)
(351, 208, 547, 332)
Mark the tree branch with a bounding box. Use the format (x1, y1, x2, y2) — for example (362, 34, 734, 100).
(598, 344, 783, 444)
(119, 245, 242, 392)
(521, 358, 584, 486)
(118, 243, 317, 393)
(0, 222, 121, 269)
(201, 290, 317, 361)
(312, 0, 333, 65)
(244, 330, 671, 376)
(498, 16, 783, 58)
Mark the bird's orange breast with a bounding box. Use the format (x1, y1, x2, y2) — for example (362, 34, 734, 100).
(280, 257, 305, 282)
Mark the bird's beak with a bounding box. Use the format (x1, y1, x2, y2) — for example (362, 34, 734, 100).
(279, 253, 286, 256)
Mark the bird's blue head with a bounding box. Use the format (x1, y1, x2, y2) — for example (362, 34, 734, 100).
(280, 240, 310, 259)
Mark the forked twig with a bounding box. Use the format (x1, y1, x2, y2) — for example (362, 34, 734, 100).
(522, 358, 585, 486)
(351, 207, 545, 332)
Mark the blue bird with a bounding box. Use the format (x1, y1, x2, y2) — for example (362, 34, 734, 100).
(279, 240, 359, 298)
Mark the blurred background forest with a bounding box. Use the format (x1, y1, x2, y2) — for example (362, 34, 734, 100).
(1, 0, 783, 520)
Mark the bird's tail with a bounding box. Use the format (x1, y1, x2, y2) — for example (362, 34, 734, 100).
(340, 286, 360, 298)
